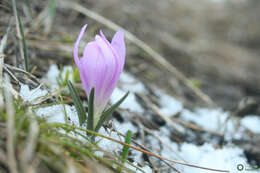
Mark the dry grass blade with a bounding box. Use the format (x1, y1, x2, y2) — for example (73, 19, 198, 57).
(82, 127, 230, 173)
(137, 93, 184, 133)
(0, 31, 8, 108)
(57, 0, 215, 107)
(3, 74, 18, 173)
(54, 124, 229, 172)
(11, 0, 29, 71)
(4, 64, 40, 85)
(22, 116, 39, 171)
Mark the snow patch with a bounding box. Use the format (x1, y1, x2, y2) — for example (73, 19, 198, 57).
(119, 72, 147, 93)
(19, 84, 48, 104)
(178, 143, 258, 173)
(110, 87, 144, 114)
(156, 90, 183, 116)
(241, 115, 260, 134)
(35, 104, 79, 126)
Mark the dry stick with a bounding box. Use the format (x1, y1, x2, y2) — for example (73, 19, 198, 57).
(138, 93, 223, 137)
(108, 118, 181, 172)
(22, 116, 39, 170)
(136, 121, 187, 163)
(4, 64, 40, 85)
(138, 93, 184, 133)
(3, 66, 21, 85)
(11, 0, 25, 69)
(134, 121, 182, 173)
(4, 75, 18, 173)
(57, 0, 215, 107)
(172, 117, 223, 136)
(83, 128, 230, 173)
(0, 33, 8, 108)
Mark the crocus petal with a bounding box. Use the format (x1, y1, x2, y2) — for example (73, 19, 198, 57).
(80, 41, 106, 101)
(74, 24, 88, 67)
(94, 35, 117, 101)
(111, 30, 125, 69)
(74, 24, 126, 125)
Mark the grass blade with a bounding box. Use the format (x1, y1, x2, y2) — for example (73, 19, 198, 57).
(67, 81, 86, 125)
(122, 130, 132, 163)
(87, 88, 94, 132)
(95, 91, 129, 132)
(17, 14, 29, 72)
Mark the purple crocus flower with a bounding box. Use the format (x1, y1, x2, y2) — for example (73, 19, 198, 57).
(74, 24, 125, 125)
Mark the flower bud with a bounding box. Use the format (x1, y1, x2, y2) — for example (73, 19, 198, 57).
(74, 24, 125, 125)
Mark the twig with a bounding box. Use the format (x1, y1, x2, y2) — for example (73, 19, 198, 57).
(4, 63, 40, 85)
(134, 120, 181, 173)
(0, 31, 8, 108)
(172, 117, 223, 136)
(3, 65, 21, 85)
(23, 115, 39, 167)
(136, 120, 187, 163)
(137, 93, 184, 134)
(57, 0, 216, 107)
(11, 0, 26, 70)
(4, 74, 18, 173)
(55, 124, 230, 173)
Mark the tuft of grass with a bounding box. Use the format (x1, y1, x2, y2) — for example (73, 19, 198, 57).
(0, 84, 135, 173)
(121, 130, 132, 164)
(17, 12, 29, 72)
(67, 81, 86, 126)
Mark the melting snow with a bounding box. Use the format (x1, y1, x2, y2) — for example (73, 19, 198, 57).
(110, 87, 144, 114)
(177, 143, 258, 173)
(241, 115, 260, 134)
(156, 90, 183, 116)
(19, 84, 48, 104)
(19, 65, 260, 173)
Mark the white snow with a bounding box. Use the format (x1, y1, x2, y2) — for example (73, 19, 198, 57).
(44, 64, 75, 90)
(241, 115, 260, 134)
(119, 72, 147, 94)
(23, 65, 260, 173)
(19, 84, 48, 104)
(96, 126, 123, 152)
(156, 90, 183, 116)
(46, 64, 60, 85)
(110, 87, 144, 114)
(177, 143, 259, 173)
(35, 104, 79, 126)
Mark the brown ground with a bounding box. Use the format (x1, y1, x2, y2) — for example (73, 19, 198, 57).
(1, 0, 260, 170)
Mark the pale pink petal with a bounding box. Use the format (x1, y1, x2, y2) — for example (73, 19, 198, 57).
(74, 24, 88, 66)
(80, 42, 106, 102)
(74, 25, 126, 122)
(111, 30, 125, 69)
(94, 35, 117, 101)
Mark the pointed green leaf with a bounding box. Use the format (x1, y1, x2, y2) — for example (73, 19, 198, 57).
(17, 13, 29, 72)
(95, 91, 129, 132)
(122, 130, 132, 163)
(68, 81, 86, 125)
(87, 88, 95, 132)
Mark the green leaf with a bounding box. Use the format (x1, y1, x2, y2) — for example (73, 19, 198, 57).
(122, 130, 132, 163)
(68, 81, 86, 125)
(17, 13, 29, 72)
(94, 91, 129, 132)
(73, 68, 80, 83)
(87, 88, 95, 132)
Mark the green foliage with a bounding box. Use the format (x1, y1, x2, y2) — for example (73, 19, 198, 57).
(95, 91, 129, 132)
(87, 88, 95, 133)
(73, 68, 81, 83)
(17, 13, 29, 72)
(122, 130, 132, 163)
(68, 81, 86, 126)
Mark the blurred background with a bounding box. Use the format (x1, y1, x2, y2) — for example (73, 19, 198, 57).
(1, 0, 260, 110)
